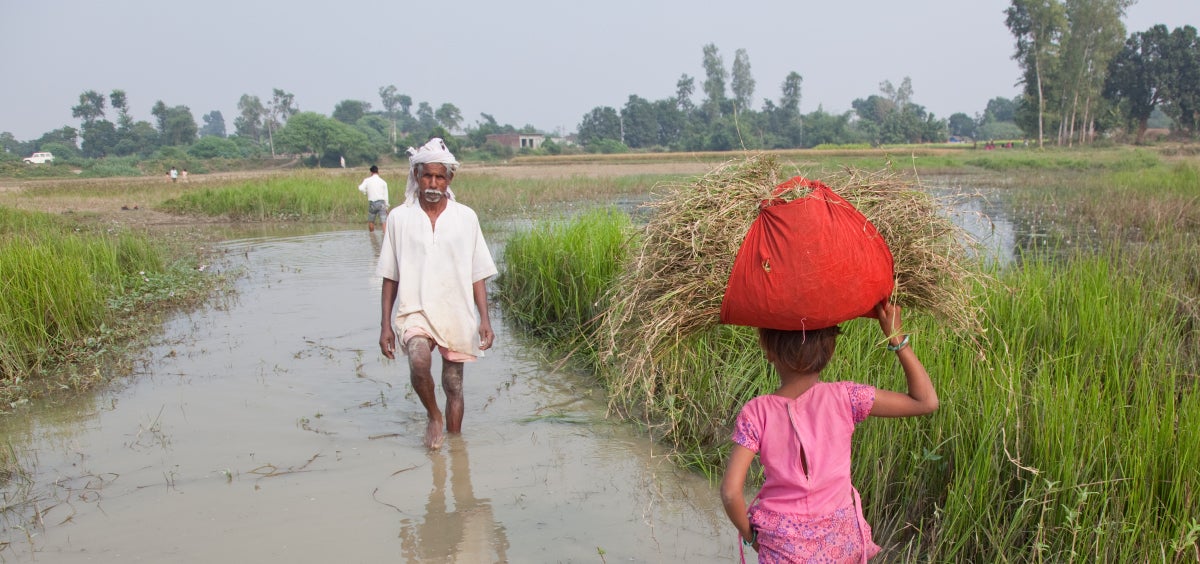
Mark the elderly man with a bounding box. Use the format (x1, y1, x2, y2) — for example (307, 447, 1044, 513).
(376, 138, 497, 449)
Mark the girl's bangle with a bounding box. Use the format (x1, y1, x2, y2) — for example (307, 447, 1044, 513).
(742, 526, 757, 547)
(886, 334, 910, 352)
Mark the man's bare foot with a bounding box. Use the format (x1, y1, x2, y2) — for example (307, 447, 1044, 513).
(424, 419, 445, 450)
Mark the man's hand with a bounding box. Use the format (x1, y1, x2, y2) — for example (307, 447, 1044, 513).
(479, 324, 495, 351)
(380, 325, 397, 359)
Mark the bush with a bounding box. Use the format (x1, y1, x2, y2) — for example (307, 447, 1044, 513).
(188, 136, 242, 159)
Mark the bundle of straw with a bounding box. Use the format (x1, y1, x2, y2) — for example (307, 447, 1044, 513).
(596, 154, 985, 398)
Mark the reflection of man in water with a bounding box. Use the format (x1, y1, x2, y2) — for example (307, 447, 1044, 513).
(399, 438, 510, 560)
(376, 138, 497, 450)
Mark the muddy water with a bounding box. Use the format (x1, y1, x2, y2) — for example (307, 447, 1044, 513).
(0, 228, 741, 563)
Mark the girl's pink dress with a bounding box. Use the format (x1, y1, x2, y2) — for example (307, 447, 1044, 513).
(732, 381, 881, 563)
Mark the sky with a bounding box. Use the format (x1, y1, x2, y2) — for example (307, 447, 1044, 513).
(2, 0, 1198, 142)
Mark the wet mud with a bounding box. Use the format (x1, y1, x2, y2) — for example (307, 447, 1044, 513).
(0, 227, 742, 562)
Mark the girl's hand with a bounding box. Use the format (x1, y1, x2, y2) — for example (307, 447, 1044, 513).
(875, 300, 903, 339)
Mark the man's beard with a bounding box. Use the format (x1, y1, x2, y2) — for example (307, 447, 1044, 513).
(422, 189, 444, 203)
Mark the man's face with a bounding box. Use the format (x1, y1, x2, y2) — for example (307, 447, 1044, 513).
(417, 163, 451, 204)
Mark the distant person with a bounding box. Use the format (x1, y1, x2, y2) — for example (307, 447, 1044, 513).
(169, 167, 179, 182)
(720, 301, 938, 561)
(181, 169, 189, 182)
(358, 165, 389, 233)
(340, 155, 347, 169)
(376, 138, 497, 450)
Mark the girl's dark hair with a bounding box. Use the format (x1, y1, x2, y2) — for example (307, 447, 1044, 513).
(757, 326, 841, 374)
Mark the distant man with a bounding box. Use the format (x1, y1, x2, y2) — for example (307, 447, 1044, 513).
(376, 138, 497, 449)
(358, 165, 389, 232)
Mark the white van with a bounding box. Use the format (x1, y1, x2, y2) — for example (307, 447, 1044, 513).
(23, 152, 54, 164)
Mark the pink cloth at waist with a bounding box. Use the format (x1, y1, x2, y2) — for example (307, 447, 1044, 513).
(402, 327, 475, 362)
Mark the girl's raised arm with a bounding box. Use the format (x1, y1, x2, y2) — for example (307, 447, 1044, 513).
(869, 301, 939, 418)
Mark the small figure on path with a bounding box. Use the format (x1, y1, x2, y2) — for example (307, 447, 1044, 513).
(376, 138, 497, 450)
(720, 301, 938, 561)
(169, 167, 178, 183)
(358, 165, 389, 233)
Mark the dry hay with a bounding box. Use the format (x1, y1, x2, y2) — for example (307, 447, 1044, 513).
(597, 153, 987, 399)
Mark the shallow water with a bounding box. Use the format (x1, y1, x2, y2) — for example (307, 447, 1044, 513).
(0, 228, 740, 562)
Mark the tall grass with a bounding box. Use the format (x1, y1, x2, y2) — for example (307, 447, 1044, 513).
(0, 207, 202, 403)
(496, 207, 631, 354)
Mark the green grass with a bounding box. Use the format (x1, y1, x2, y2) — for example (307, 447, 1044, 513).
(496, 207, 631, 354)
(0, 207, 213, 405)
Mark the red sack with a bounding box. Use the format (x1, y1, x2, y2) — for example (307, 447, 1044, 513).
(720, 176, 894, 330)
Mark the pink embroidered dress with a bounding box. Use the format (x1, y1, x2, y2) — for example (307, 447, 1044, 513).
(732, 381, 881, 563)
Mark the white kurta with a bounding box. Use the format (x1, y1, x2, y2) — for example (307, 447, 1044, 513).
(376, 200, 497, 356)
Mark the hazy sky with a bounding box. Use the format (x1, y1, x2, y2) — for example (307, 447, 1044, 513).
(2, 0, 1197, 141)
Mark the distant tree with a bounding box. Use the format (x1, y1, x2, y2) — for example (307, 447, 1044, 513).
(276, 111, 371, 166)
(1006, 0, 1067, 148)
(80, 119, 117, 158)
(71, 90, 107, 128)
(731, 48, 756, 113)
(109, 90, 134, 131)
(266, 88, 298, 157)
(770, 71, 804, 146)
(378, 85, 402, 146)
(188, 136, 242, 159)
(200, 110, 227, 138)
(982, 96, 1017, 123)
(620, 95, 658, 148)
(1104, 25, 1169, 142)
(653, 98, 685, 147)
(701, 43, 728, 119)
(577, 106, 622, 148)
(801, 107, 859, 147)
(1161, 25, 1200, 135)
(415, 102, 438, 134)
(676, 74, 696, 114)
(948, 112, 977, 138)
(152, 102, 198, 146)
(235, 94, 265, 143)
(332, 99, 371, 124)
(434, 103, 463, 132)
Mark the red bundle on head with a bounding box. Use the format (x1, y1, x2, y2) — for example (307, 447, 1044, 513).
(720, 176, 894, 330)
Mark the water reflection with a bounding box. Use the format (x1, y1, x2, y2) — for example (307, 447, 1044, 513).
(398, 437, 510, 562)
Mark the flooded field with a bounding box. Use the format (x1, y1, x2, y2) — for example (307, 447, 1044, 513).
(0, 227, 740, 562)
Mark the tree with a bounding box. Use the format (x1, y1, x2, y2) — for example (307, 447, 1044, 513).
(276, 111, 372, 166)
(948, 112, 978, 138)
(200, 110, 227, 138)
(701, 43, 728, 119)
(1006, 0, 1067, 148)
(332, 99, 371, 124)
(984, 96, 1018, 122)
(1054, 0, 1131, 146)
(188, 136, 242, 158)
(577, 106, 622, 148)
(416, 102, 437, 133)
(676, 74, 696, 114)
(235, 94, 265, 143)
(730, 48, 756, 114)
(771, 71, 804, 146)
(378, 85, 402, 146)
(434, 103, 463, 132)
(265, 88, 298, 157)
(620, 95, 658, 148)
(109, 90, 134, 131)
(71, 90, 106, 128)
(1104, 25, 1169, 142)
(1161, 25, 1200, 135)
(152, 103, 198, 146)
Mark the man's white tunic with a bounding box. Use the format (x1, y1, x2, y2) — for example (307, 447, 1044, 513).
(376, 200, 497, 357)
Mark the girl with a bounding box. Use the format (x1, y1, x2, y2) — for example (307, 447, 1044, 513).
(720, 300, 938, 563)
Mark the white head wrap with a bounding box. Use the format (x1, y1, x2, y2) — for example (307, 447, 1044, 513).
(405, 138, 459, 204)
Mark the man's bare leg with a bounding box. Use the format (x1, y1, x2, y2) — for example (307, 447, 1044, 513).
(405, 337, 444, 449)
(442, 361, 465, 434)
